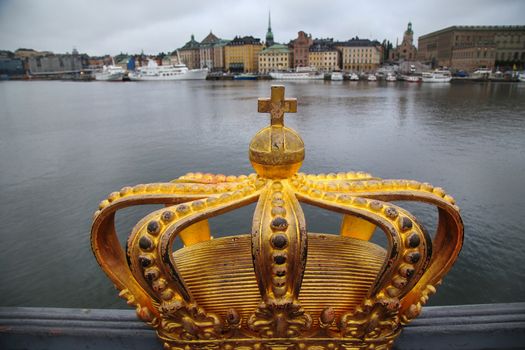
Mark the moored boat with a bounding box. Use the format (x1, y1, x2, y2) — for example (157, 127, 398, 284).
(468, 68, 492, 81)
(349, 73, 359, 81)
(95, 65, 125, 81)
(270, 67, 324, 80)
(386, 73, 397, 82)
(233, 73, 258, 80)
(129, 60, 208, 81)
(367, 74, 377, 81)
(331, 72, 343, 81)
(403, 75, 421, 83)
(422, 69, 452, 83)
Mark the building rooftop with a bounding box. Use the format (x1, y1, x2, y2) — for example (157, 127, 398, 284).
(336, 38, 381, 47)
(260, 44, 291, 54)
(180, 34, 200, 50)
(309, 39, 337, 52)
(200, 32, 220, 47)
(227, 36, 261, 46)
(419, 25, 525, 39)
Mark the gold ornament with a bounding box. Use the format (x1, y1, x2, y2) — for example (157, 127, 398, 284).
(91, 85, 463, 349)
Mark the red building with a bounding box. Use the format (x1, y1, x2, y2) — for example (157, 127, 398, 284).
(291, 31, 313, 68)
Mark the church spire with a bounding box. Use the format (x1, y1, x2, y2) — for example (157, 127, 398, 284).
(265, 11, 274, 47)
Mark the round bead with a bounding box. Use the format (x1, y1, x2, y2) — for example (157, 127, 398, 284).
(192, 201, 205, 210)
(398, 216, 413, 232)
(144, 267, 160, 281)
(271, 206, 286, 217)
(370, 201, 383, 211)
(271, 234, 288, 249)
(274, 255, 286, 265)
(139, 236, 154, 251)
(385, 207, 398, 219)
(407, 233, 421, 248)
(399, 264, 415, 278)
(120, 187, 133, 196)
(337, 194, 352, 203)
(405, 251, 421, 264)
(271, 217, 289, 231)
(353, 197, 367, 206)
(272, 191, 284, 199)
(392, 276, 408, 289)
(138, 255, 154, 267)
(147, 220, 160, 235)
(176, 204, 190, 215)
(152, 278, 167, 292)
(161, 211, 174, 223)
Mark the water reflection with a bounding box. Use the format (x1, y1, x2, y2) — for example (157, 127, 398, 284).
(0, 80, 524, 308)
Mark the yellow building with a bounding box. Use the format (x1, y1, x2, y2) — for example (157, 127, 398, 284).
(224, 36, 263, 73)
(258, 44, 292, 73)
(338, 39, 383, 72)
(308, 40, 340, 71)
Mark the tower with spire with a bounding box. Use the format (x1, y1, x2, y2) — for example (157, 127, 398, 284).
(389, 22, 417, 62)
(265, 11, 274, 47)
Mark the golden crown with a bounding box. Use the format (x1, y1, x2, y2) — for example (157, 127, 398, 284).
(91, 85, 463, 350)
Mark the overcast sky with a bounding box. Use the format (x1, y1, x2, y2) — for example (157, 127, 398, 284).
(0, 0, 523, 56)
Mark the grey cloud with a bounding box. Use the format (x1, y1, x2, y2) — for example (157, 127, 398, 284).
(0, 0, 523, 55)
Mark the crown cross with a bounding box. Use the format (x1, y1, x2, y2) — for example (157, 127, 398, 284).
(258, 85, 297, 126)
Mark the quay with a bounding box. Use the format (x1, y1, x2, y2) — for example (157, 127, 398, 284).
(1, 303, 524, 349)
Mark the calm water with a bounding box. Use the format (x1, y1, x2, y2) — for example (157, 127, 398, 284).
(1, 80, 524, 309)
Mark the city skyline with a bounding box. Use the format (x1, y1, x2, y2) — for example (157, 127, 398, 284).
(0, 0, 524, 56)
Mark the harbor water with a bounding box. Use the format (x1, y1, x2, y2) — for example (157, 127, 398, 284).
(0, 80, 524, 309)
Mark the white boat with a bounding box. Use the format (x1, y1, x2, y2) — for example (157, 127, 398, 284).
(331, 72, 343, 81)
(349, 73, 359, 81)
(386, 73, 397, 82)
(270, 67, 324, 80)
(367, 74, 377, 81)
(519, 71, 525, 82)
(422, 70, 452, 83)
(95, 65, 125, 81)
(403, 75, 421, 83)
(129, 60, 208, 81)
(470, 68, 492, 80)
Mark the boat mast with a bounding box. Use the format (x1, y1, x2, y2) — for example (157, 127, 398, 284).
(176, 50, 181, 65)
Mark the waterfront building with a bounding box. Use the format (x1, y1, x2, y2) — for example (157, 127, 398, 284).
(224, 36, 263, 73)
(0, 50, 24, 77)
(418, 25, 525, 71)
(258, 44, 292, 73)
(308, 39, 340, 72)
(337, 38, 383, 72)
(178, 34, 201, 69)
(87, 55, 112, 69)
(265, 12, 274, 47)
(290, 31, 313, 68)
(199, 31, 220, 70)
(26, 52, 83, 74)
(390, 22, 418, 61)
(213, 39, 230, 72)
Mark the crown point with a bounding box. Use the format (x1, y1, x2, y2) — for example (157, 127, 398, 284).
(250, 86, 304, 179)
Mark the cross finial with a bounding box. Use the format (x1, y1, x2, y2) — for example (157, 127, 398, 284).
(258, 85, 297, 127)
